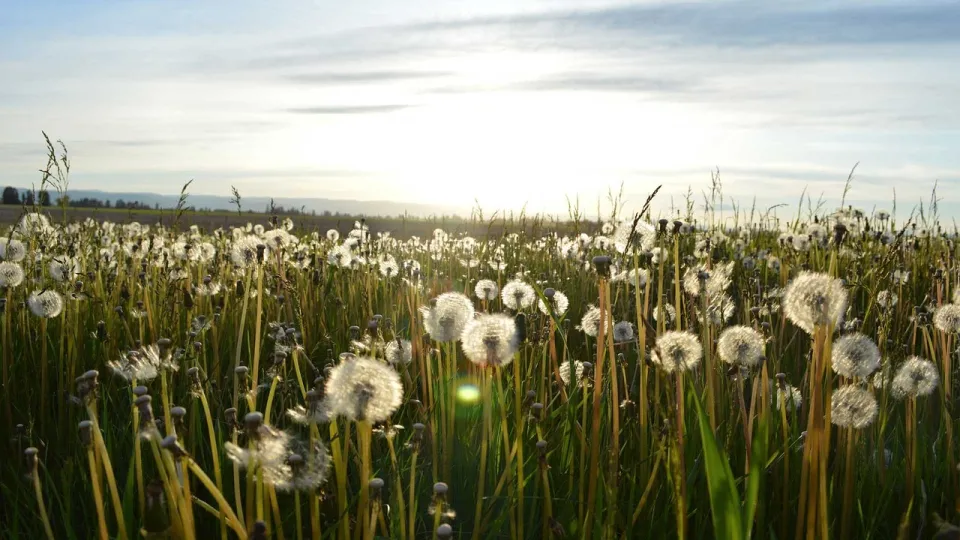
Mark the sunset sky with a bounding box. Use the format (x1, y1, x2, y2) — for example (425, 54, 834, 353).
(1, 1, 958, 218)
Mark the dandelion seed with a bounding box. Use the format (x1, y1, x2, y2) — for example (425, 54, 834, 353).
(717, 326, 765, 368)
(460, 313, 520, 368)
(651, 331, 702, 373)
(891, 356, 939, 399)
(783, 271, 848, 334)
(323, 356, 403, 422)
(830, 386, 878, 429)
(578, 305, 610, 337)
(777, 384, 803, 412)
(831, 333, 881, 378)
(420, 292, 474, 342)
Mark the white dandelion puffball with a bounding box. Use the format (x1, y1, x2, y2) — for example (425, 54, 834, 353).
(613, 321, 635, 343)
(0, 238, 27, 262)
(652, 331, 703, 373)
(777, 384, 803, 412)
(324, 356, 403, 423)
(831, 333, 881, 378)
(0, 262, 24, 288)
(579, 305, 610, 337)
(830, 386, 878, 429)
(933, 304, 960, 333)
(501, 280, 535, 310)
(891, 356, 939, 399)
(717, 326, 765, 368)
(460, 313, 520, 368)
(653, 303, 676, 326)
(559, 360, 586, 387)
(783, 272, 848, 334)
(27, 290, 63, 318)
(538, 290, 570, 316)
(385, 339, 412, 365)
(420, 292, 474, 342)
(876, 290, 898, 309)
(474, 279, 499, 301)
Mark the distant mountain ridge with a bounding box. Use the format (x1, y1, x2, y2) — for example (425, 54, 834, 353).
(9, 188, 465, 217)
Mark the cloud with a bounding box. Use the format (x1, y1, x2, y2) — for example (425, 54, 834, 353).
(284, 70, 450, 85)
(285, 105, 413, 114)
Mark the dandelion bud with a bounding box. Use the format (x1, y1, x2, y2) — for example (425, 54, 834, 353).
(160, 434, 188, 458)
(544, 288, 555, 299)
(78, 420, 94, 447)
(524, 390, 536, 408)
(96, 320, 107, 341)
(433, 482, 448, 497)
(250, 521, 268, 540)
(255, 244, 266, 263)
(224, 408, 238, 428)
(244, 412, 264, 434)
(369, 478, 385, 500)
(114, 305, 124, 317)
(235, 280, 244, 297)
(186, 366, 200, 381)
(833, 223, 847, 246)
(776, 373, 787, 390)
(134, 339, 142, 349)
(672, 220, 683, 234)
(273, 351, 287, 366)
(157, 338, 171, 354)
(436, 524, 454, 538)
(235, 366, 249, 377)
(530, 402, 544, 422)
(16, 423, 25, 435)
(592, 255, 612, 277)
(24, 447, 39, 474)
(658, 218, 669, 234)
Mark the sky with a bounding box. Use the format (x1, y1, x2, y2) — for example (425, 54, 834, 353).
(1, 0, 958, 220)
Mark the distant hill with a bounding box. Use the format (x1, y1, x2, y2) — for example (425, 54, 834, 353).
(7, 188, 466, 217)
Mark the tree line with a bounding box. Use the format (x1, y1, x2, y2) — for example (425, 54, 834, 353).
(2, 187, 154, 209)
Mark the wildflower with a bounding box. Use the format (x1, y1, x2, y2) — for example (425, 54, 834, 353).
(474, 279, 499, 301)
(420, 292, 474, 342)
(830, 386, 878, 429)
(48, 256, 79, 282)
(0, 261, 24, 288)
(653, 303, 676, 326)
(777, 384, 803, 412)
(324, 356, 403, 422)
(934, 304, 960, 333)
(460, 313, 520, 368)
(326, 229, 340, 242)
(27, 290, 63, 318)
(501, 280, 535, 310)
(613, 321, 635, 343)
(225, 419, 331, 492)
(783, 271, 848, 334)
(613, 268, 649, 288)
(578, 305, 610, 337)
(230, 235, 268, 268)
(891, 356, 939, 399)
(831, 333, 881, 378)
(0, 238, 26, 262)
(612, 220, 656, 253)
(558, 360, 586, 387)
(537, 289, 569, 316)
(876, 290, 898, 308)
(385, 338, 413, 365)
(378, 258, 399, 278)
(717, 326, 765, 368)
(682, 263, 733, 298)
(651, 331, 702, 373)
(107, 349, 162, 382)
(327, 244, 353, 267)
(701, 293, 735, 326)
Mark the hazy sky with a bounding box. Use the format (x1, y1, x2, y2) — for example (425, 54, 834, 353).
(1, 1, 958, 218)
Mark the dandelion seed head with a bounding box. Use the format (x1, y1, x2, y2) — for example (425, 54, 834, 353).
(652, 331, 702, 373)
(538, 290, 569, 316)
(717, 326, 765, 368)
(558, 360, 586, 387)
(27, 290, 63, 318)
(934, 304, 960, 333)
(460, 313, 519, 368)
(0, 261, 24, 288)
(831, 333, 881, 378)
(324, 356, 403, 423)
(385, 339, 413, 365)
(578, 305, 609, 337)
(777, 384, 803, 412)
(830, 386, 878, 429)
(501, 280, 535, 310)
(420, 292, 474, 342)
(474, 279, 499, 301)
(613, 321, 635, 343)
(892, 356, 939, 399)
(783, 272, 848, 334)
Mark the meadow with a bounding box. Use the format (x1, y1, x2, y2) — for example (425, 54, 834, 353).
(1, 177, 959, 540)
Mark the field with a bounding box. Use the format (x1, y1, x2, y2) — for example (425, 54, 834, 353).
(0, 196, 958, 540)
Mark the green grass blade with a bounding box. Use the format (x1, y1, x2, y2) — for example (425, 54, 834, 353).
(691, 380, 744, 540)
(743, 412, 769, 539)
